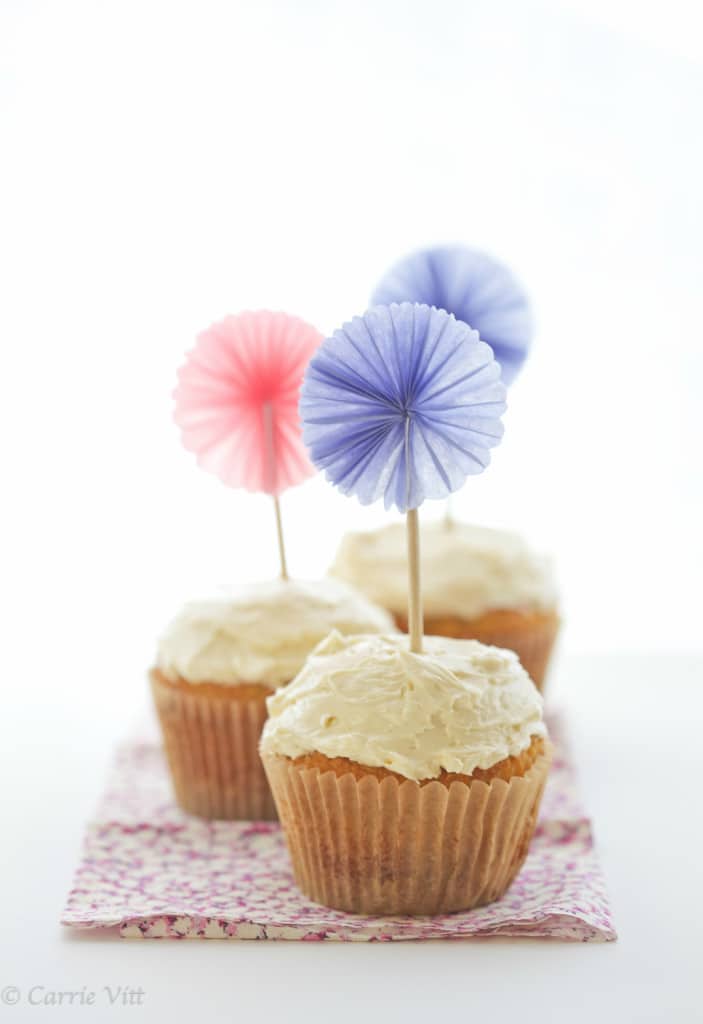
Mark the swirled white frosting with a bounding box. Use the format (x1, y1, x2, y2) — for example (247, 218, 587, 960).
(156, 579, 395, 687)
(331, 521, 557, 618)
(260, 632, 546, 780)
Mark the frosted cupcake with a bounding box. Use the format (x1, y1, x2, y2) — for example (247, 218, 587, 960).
(261, 632, 551, 915)
(151, 578, 394, 821)
(331, 520, 559, 690)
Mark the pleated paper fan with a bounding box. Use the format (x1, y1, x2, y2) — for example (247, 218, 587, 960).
(371, 246, 532, 386)
(300, 301, 506, 651)
(174, 311, 323, 495)
(300, 302, 506, 514)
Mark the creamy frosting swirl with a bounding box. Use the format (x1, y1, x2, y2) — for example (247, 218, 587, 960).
(331, 520, 557, 618)
(260, 632, 546, 780)
(156, 578, 395, 687)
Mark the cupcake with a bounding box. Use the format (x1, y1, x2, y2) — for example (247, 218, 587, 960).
(261, 632, 551, 915)
(151, 578, 395, 821)
(331, 520, 559, 690)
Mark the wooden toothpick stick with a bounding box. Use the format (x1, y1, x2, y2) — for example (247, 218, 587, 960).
(273, 493, 288, 581)
(406, 507, 423, 653)
(263, 401, 289, 580)
(443, 494, 454, 529)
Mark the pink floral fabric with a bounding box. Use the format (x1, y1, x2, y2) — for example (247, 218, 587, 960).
(62, 712, 616, 941)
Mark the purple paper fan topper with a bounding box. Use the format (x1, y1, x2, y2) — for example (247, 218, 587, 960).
(371, 247, 532, 386)
(300, 303, 506, 514)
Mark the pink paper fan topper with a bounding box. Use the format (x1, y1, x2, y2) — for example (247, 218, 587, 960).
(174, 311, 323, 496)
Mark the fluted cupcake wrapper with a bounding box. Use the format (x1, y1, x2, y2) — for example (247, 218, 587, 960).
(262, 747, 552, 916)
(150, 672, 277, 821)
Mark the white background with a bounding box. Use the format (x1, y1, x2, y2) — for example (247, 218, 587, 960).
(1, 1, 701, 1020)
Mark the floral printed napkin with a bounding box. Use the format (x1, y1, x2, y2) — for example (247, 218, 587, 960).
(62, 711, 616, 941)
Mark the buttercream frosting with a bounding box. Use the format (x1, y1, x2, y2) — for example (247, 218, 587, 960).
(330, 521, 557, 618)
(156, 579, 395, 687)
(260, 632, 546, 780)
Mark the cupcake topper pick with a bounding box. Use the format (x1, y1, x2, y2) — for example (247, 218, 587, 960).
(301, 302, 506, 652)
(174, 311, 323, 579)
(371, 246, 533, 387)
(372, 246, 532, 527)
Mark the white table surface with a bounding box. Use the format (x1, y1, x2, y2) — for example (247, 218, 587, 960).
(1, 652, 700, 1022)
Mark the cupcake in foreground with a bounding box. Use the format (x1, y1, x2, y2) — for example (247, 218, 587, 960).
(331, 520, 559, 690)
(260, 632, 551, 915)
(151, 578, 394, 821)
(284, 300, 544, 913)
